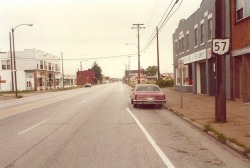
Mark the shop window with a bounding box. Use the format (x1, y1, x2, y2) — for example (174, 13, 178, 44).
(176, 65, 193, 86)
(183, 65, 193, 86)
(175, 68, 181, 85)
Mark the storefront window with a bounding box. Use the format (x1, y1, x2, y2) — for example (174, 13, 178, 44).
(176, 64, 193, 86)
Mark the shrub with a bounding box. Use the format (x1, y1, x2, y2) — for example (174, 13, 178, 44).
(156, 78, 174, 87)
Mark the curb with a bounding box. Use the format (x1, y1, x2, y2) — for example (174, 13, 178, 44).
(164, 105, 250, 160)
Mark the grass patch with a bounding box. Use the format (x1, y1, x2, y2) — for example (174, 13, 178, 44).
(204, 123, 249, 150)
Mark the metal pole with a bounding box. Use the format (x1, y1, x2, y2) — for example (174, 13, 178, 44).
(12, 28, 18, 97)
(9, 32, 14, 92)
(180, 68, 183, 108)
(128, 56, 131, 84)
(61, 53, 64, 89)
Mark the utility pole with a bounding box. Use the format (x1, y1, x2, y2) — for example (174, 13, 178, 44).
(9, 32, 14, 92)
(61, 52, 64, 89)
(215, 0, 226, 122)
(132, 24, 145, 84)
(128, 56, 131, 84)
(80, 61, 82, 71)
(156, 26, 160, 79)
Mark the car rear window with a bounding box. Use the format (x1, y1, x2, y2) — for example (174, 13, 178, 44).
(136, 86, 160, 91)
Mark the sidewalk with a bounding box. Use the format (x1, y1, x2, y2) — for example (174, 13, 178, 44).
(162, 87, 250, 158)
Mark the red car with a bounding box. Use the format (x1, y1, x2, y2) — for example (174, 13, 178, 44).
(131, 84, 166, 108)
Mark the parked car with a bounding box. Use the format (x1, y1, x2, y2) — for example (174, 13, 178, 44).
(85, 83, 92, 87)
(131, 84, 166, 108)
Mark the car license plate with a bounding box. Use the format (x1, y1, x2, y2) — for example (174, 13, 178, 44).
(147, 97, 154, 101)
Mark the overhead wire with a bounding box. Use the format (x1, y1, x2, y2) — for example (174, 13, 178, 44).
(142, 0, 174, 52)
(142, 0, 182, 52)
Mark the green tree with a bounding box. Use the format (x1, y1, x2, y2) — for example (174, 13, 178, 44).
(91, 61, 103, 82)
(144, 65, 158, 76)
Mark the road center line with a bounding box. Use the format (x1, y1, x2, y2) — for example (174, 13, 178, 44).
(126, 108, 175, 168)
(18, 118, 49, 135)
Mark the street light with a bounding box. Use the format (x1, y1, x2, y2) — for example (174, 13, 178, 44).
(12, 24, 33, 97)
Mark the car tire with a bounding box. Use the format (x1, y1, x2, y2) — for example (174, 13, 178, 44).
(133, 104, 137, 108)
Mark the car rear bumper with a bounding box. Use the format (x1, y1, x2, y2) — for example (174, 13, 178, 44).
(133, 100, 166, 105)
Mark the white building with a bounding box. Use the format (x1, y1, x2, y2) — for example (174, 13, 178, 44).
(0, 49, 63, 91)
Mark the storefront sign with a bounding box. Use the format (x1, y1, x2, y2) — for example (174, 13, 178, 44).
(181, 49, 206, 64)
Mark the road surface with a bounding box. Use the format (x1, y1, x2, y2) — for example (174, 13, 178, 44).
(0, 82, 249, 168)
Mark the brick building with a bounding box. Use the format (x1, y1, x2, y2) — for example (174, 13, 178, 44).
(76, 70, 95, 86)
(231, 0, 250, 102)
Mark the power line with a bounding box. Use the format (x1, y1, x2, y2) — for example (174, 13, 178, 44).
(142, 0, 181, 52)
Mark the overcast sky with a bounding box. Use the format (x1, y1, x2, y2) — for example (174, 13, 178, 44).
(0, 0, 202, 78)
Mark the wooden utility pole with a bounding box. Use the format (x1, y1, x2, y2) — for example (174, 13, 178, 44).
(156, 26, 160, 79)
(215, 0, 226, 122)
(132, 24, 145, 84)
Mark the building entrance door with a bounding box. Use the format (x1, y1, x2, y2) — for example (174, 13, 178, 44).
(200, 62, 207, 94)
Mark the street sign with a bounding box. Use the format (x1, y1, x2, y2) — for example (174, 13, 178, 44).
(178, 59, 184, 69)
(212, 38, 230, 55)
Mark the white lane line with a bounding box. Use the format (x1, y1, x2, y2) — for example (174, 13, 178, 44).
(126, 108, 175, 168)
(18, 119, 49, 135)
(79, 100, 87, 104)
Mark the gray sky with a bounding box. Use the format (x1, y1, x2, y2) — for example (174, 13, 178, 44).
(0, 0, 202, 78)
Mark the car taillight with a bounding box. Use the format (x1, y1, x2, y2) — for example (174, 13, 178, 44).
(134, 94, 137, 100)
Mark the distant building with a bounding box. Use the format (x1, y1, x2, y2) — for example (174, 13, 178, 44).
(124, 70, 146, 83)
(76, 70, 95, 86)
(0, 49, 61, 91)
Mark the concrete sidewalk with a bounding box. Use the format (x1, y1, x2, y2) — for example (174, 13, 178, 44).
(162, 87, 250, 159)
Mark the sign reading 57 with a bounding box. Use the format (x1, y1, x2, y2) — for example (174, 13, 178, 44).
(212, 39, 230, 55)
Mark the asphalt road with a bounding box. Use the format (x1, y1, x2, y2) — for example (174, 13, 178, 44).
(0, 82, 249, 168)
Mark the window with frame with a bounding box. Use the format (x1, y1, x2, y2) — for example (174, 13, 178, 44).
(236, 0, 250, 21)
(179, 39, 182, 54)
(195, 28, 198, 47)
(201, 23, 204, 44)
(175, 41, 178, 55)
(7, 60, 11, 69)
(181, 37, 184, 53)
(1, 60, 11, 70)
(48, 63, 52, 70)
(2, 60, 7, 70)
(208, 18, 212, 40)
(186, 33, 189, 51)
(175, 68, 181, 85)
(40, 60, 43, 69)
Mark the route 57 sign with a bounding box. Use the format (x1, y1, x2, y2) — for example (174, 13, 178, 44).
(212, 39, 230, 55)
